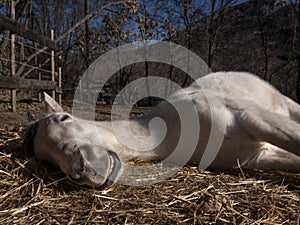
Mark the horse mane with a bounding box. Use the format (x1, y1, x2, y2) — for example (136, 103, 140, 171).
(23, 121, 38, 157)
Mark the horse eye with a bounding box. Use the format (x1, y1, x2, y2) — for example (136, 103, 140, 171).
(60, 114, 70, 122)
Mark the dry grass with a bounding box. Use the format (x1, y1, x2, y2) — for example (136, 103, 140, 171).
(0, 125, 299, 225)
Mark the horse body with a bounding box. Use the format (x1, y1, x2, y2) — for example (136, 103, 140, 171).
(24, 72, 300, 187)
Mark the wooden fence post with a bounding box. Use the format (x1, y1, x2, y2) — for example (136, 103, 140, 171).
(38, 63, 42, 101)
(51, 29, 55, 100)
(58, 56, 62, 105)
(11, 0, 16, 112)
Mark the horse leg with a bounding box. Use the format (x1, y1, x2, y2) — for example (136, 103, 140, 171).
(237, 103, 300, 159)
(284, 96, 300, 123)
(246, 144, 300, 172)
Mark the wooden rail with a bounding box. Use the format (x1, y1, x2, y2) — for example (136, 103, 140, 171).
(0, 14, 55, 49)
(0, 76, 62, 93)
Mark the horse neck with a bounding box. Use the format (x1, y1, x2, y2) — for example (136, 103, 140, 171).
(95, 115, 163, 161)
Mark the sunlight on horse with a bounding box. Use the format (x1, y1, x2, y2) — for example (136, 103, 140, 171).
(24, 72, 300, 187)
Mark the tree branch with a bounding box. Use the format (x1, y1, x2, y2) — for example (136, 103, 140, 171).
(55, 1, 127, 43)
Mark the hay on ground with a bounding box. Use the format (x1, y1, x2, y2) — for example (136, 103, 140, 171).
(0, 125, 299, 224)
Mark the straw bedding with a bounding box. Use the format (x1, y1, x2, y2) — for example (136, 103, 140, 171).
(0, 102, 299, 224)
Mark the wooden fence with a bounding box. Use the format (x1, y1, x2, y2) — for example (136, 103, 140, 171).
(0, 0, 61, 112)
(0, 76, 62, 93)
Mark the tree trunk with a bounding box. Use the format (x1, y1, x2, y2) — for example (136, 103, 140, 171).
(84, 0, 90, 70)
(296, 55, 300, 102)
(145, 60, 152, 106)
(207, 0, 216, 69)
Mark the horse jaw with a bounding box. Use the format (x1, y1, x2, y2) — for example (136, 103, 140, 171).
(68, 145, 124, 187)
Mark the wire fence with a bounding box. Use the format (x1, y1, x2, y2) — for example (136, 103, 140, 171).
(0, 56, 52, 75)
(0, 34, 58, 78)
(0, 36, 52, 56)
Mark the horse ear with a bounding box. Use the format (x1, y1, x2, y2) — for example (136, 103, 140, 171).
(44, 92, 63, 113)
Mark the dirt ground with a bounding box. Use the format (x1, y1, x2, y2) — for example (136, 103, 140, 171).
(0, 91, 299, 224)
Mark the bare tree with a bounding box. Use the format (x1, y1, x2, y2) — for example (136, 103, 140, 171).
(290, 0, 300, 101)
(204, 0, 237, 68)
(254, 0, 274, 81)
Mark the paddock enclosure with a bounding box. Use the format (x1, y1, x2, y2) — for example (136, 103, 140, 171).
(0, 96, 299, 224)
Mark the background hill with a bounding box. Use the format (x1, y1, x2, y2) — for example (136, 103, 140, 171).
(181, 0, 299, 100)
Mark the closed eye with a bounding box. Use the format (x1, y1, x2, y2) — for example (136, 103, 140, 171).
(60, 114, 71, 122)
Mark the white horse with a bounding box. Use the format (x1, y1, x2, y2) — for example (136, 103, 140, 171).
(24, 72, 300, 187)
